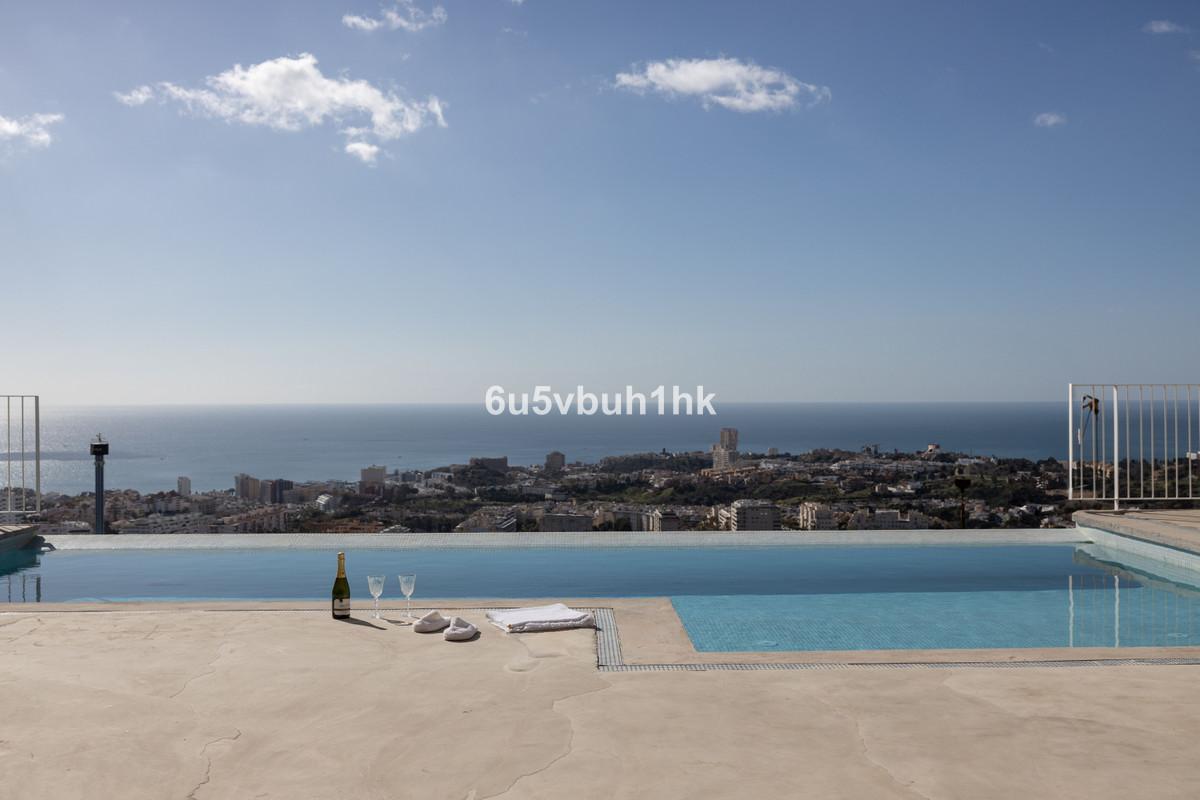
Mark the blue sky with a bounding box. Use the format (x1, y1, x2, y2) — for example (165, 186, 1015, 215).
(2, 0, 1198, 404)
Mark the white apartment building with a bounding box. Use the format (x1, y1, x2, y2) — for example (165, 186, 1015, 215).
(651, 508, 681, 531)
(710, 428, 740, 471)
(152, 495, 189, 514)
(113, 513, 214, 535)
(177, 476, 192, 496)
(726, 499, 781, 531)
(217, 507, 288, 533)
(712, 446, 737, 470)
(846, 508, 933, 530)
(797, 502, 837, 530)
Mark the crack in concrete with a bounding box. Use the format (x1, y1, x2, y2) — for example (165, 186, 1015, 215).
(170, 642, 231, 699)
(809, 692, 932, 800)
(480, 679, 612, 799)
(0, 616, 41, 644)
(168, 616, 256, 699)
(186, 728, 242, 800)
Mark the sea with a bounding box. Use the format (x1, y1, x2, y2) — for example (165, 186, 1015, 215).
(11, 402, 1064, 495)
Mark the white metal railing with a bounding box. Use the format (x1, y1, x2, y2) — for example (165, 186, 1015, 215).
(1068, 384, 1200, 509)
(2, 395, 40, 518)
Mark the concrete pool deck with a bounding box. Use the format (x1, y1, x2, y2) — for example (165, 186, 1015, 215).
(4, 602, 1200, 799)
(1075, 509, 1200, 555)
(6, 522, 1200, 796)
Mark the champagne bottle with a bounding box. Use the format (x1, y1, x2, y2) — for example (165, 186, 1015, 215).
(331, 551, 351, 619)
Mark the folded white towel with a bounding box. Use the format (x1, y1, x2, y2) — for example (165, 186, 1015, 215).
(414, 610, 450, 633)
(486, 603, 596, 633)
(444, 617, 478, 642)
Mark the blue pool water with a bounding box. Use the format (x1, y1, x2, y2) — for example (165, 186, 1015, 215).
(4, 543, 1199, 651)
(674, 586, 1200, 651)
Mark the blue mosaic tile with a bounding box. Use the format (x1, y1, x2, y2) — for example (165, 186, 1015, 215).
(672, 586, 1200, 652)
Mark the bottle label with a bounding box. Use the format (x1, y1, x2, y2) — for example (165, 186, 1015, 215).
(333, 599, 351, 616)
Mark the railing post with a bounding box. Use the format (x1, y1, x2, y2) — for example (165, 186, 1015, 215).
(1112, 385, 1120, 510)
(1068, 383, 1074, 501)
(34, 396, 40, 514)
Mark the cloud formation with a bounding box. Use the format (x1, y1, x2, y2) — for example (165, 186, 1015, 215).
(1033, 112, 1067, 128)
(343, 1, 447, 32)
(1143, 20, 1188, 34)
(114, 86, 154, 106)
(115, 53, 445, 163)
(615, 57, 829, 113)
(0, 111, 64, 150)
(344, 141, 381, 164)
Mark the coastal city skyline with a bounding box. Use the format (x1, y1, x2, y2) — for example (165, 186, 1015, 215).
(15, 400, 1066, 495)
(5, 1, 1200, 403)
(21, 422, 1071, 535)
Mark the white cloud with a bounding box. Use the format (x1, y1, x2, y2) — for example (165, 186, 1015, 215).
(1033, 112, 1067, 128)
(343, 1, 447, 33)
(115, 53, 446, 163)
(0, 111, 64, 149)
(1143, 20, 1188, 34)
(114, 86, 154, 106)
(615, 57, 830, 113)
(345, 141, 381, 163)
(1190, 49, 1200, 61)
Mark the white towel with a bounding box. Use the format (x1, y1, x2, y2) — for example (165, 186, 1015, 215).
(486, 603, 595, 633)
(444, 617, 478, 642)
(414, 610, 450, 633)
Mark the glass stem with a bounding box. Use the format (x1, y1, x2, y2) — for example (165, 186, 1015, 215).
(374, 597, 380, 619)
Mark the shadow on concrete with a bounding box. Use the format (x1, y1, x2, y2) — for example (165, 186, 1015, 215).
(337, 616, 387, 630)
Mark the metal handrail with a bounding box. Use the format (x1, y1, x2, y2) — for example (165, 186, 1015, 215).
(2, 395, 40, 517)
(1069, 384, 1199, 509)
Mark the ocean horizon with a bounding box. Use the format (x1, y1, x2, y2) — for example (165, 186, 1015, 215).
(15, 402, 1065, 495)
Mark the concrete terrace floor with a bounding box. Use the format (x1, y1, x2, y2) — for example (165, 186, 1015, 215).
(4, 602, 1200, 799)
(1075, 508, 1200, 554)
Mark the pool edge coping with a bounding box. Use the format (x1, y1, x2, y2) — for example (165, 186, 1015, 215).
(5, 603, 1199, 671)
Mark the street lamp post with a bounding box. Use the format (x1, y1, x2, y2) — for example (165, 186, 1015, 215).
(954, 471, 972, 529)
(90, 434, 109, 534)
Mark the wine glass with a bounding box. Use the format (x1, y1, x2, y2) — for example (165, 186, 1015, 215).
(367, 575, 385, 620)
(399, 574, 416, 621)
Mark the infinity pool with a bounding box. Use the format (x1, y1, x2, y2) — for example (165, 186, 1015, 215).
(4, 543, 1199, 651)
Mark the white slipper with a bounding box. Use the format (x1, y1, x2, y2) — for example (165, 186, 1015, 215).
(414, 610, 450, 633)
(444, 617, 478, 642)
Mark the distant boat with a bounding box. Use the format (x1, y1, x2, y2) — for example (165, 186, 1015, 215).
(0, 525, 37, 553)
